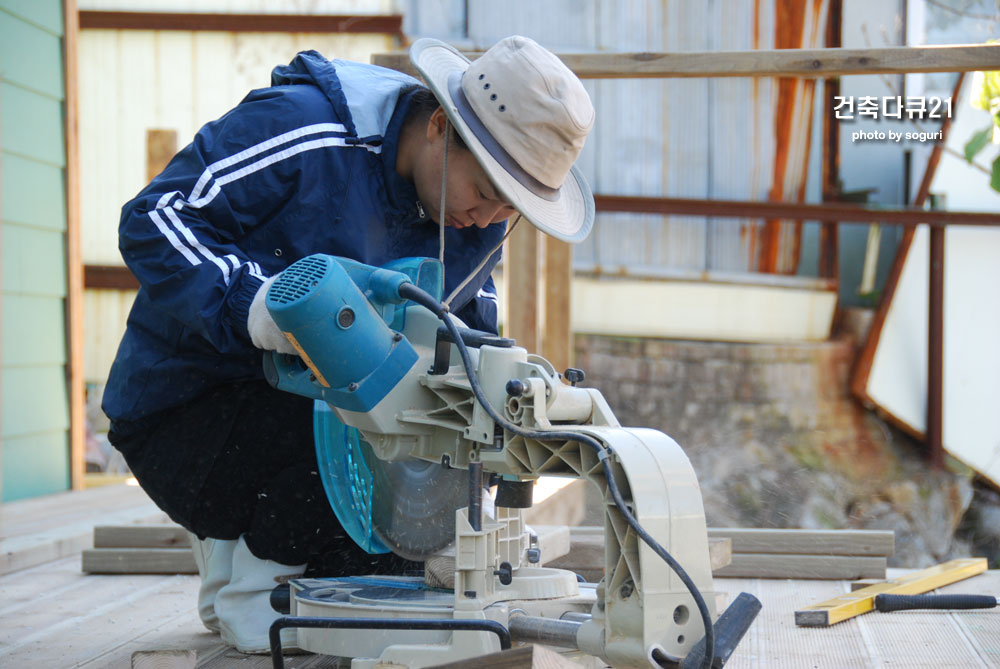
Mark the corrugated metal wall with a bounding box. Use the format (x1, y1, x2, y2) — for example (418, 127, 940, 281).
(0, 0, 72, 500)
(78, 2, 397, 384)
(408, 0, 829, 275)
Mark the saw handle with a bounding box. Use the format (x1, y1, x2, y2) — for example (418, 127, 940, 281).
(874, 593, 998, 612)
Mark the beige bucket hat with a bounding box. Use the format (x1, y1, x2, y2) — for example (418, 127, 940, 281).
(410, 35, 596, 243)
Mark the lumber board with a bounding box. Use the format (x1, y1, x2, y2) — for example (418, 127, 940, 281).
(81, 548, 197, 574)
(545, 527, 732, 582)
(707, 527, 894, 556)
(94, 524, 190, 549)
(130, 649, 196, 669)
(0, 505, 170, 575)
(715, 554, 887, 580)
(373, 44, 1000, 79)
(794, 558, 989, 626)
(428, 644, 582, 668)
(0, 483, 159, 540)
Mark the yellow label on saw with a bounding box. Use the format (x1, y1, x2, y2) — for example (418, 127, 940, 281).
(283, 331, 331, 388)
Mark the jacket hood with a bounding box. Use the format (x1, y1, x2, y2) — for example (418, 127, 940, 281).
(271, 50, 423, 141)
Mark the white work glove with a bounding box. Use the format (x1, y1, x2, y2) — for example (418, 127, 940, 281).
(247, 275, 298, 355)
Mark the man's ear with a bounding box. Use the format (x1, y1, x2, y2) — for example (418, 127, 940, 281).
(426, 107, 447, 142)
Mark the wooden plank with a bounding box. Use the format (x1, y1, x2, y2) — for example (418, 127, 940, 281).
(0, 82, 65, 165)
(94, 524, 190, 549)
(64, 0, 84, 492)
(709, 536, 733, 571)
(0, 12, 64, 99)
(0, 0, 64, 35)
(707, 528, 894, 556)
(570, 276, 836, 343)
(593, 193, 1000, 227)
(373, 44, 1000, 79)
(0, 504, 169, 574)
(130, 650, 196, 669)
(79, 11, 404, 35)
(2, 295, 68, 365)
(84, 264, 138, 290)
(503, 222, 540, 351)
(428, 644, 582, 668)
(1, 482, 156, 539)
(81, 548, 197, 574)
(0, 153, 66, 230)
(1, 366, 70, 437)
(542, 237, 572, 376)
(545, 527, 731, 582)
(2, 225, 68, 295)
(794, 558, 988, 626)
(145, 129, 176, 182)
(715, 554, 887, 580)
(0, 432, 70, 504)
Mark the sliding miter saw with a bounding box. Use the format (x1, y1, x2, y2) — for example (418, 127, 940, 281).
(262, 254, 760, 668)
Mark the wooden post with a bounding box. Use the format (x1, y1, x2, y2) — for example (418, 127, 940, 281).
(146, 129, 178, 182)
(64, 0, 84, 490)
(503, 222, 540, 351)
(542, 237, 572, 375)
(927, 224, 944, 468)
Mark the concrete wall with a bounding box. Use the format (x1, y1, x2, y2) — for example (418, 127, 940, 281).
(572, 333, 975, 566)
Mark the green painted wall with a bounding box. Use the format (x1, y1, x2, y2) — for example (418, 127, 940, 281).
(0, 0, 70, 501)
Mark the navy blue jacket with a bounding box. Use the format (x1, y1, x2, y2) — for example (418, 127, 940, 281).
(103, 52, 505, 423)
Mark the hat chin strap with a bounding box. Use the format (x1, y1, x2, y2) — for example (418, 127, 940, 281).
(439, 119, 450, 287)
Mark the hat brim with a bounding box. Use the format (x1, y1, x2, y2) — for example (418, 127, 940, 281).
(410, 38, 594, 244)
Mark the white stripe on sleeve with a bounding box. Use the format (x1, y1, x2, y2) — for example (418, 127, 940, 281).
(162, 206, 231, 285)
(189, 123, 348, 202)
(187, 136, 379, 209)
(149, 209, 201, 266)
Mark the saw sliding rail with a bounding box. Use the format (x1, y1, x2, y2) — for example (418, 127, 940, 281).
(269, 618, 512, 669)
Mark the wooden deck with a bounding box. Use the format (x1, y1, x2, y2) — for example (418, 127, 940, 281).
(2, 484, 997, 668)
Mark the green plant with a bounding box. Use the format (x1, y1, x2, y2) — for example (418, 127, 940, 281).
(964, 52, 1000, 192)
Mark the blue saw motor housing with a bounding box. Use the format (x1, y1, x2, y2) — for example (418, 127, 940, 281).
(264, 254, 440, 413)
(264, 255, 447, 555)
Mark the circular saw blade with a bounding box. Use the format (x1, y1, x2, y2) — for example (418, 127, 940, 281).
(364, 454, 468, 561)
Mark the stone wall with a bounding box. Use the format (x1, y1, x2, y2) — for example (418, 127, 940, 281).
(572, 334, 983, 568)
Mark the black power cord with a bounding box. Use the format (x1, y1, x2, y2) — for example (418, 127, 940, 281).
(398, 282, 715, 669)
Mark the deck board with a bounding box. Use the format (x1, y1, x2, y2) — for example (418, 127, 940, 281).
(1, 485, 997, 668)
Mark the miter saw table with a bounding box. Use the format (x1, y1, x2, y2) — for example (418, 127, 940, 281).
(260, 254, 761, 668)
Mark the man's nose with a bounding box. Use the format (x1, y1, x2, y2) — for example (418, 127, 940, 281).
(471, 202, 504, 228)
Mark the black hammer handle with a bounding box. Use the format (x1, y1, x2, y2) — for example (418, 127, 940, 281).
(874, 593, 998, 612)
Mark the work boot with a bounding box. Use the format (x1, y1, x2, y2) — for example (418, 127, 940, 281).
(187, 532, 237, 633)
(215, 535, 305, 654)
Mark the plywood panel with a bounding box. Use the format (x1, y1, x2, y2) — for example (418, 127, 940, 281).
(1, 366, 70, 438)
(1, 431, 70, 501)
(0, 11, 64, 98)
(865, 225, 1000, 487)
(78, 29, 123, 265)
(78, 28, 396, 267)
(1, 223, 68, 296)
(0, 83, 65, 166)
(0, 153, 67, 230)
(83, 289, 135, 383)
(78, 27, 397, 381)
(568, 276, 837, 343)
(1, 295, 68, 366)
